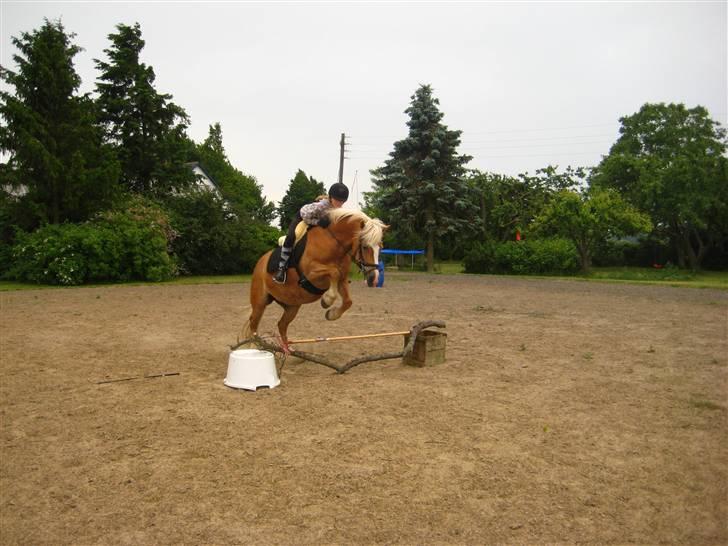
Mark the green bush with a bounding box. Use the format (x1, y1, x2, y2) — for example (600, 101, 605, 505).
(166, 191, 280, 275)
(463, 241, 496, 274)
(9, 209, 176, 285)
(464, 238, 579, 275)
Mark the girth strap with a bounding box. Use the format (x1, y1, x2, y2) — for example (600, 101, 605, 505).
(296, 268, 327, 296)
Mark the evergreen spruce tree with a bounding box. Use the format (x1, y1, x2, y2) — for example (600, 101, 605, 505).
(277, 170, 326, 230)
(0, 18, 119, 226)
(94, 22, 193, 196)
(368, 84, 477, 271)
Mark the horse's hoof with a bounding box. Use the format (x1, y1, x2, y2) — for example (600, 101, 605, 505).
(321, 298, 331, 309)
(325, 309, 340, 321)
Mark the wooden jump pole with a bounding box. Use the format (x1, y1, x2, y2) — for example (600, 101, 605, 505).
(288, 331, 410, 345)
(231, 319, 446, 374)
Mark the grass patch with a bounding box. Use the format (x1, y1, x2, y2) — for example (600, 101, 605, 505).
(434, 261, 465, 274)
(581, 268, 728, 290)
(0, 274, 253, 292)
(440, 263, 728, 290)
(0, 280, 49, 291)
(162, 275, 251, 285)
(690, 399, 726, 411)
(584, 267, 728, 286)
(3, 264, 726, 291)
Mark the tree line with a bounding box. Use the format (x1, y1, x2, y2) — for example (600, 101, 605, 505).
(365, 86, 727, 273)
(0, 19, 289, 283)
(2, 19, 726, 285)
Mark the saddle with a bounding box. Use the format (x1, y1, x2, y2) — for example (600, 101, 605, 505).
(277, 221, 308, 248)
(266, 223, 327, 295)
(266, 233, 308, 275)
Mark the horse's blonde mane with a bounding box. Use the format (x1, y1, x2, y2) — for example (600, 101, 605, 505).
(328, 208, 386, 247)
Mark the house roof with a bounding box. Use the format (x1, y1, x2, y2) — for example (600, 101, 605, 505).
(186, 161, 220, 191)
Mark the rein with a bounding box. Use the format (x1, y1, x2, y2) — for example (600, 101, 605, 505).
(326, 227, 379, 275)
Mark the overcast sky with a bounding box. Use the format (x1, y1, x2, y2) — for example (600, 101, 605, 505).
(2, 1, 726, 207)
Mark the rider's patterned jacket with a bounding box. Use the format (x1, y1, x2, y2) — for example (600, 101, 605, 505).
(299, 198, 333, 226)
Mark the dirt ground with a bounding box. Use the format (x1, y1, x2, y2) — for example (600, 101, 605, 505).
(1, 272, 726, 545)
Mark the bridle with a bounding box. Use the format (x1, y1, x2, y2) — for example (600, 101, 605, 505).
(326, 229, 380, 275)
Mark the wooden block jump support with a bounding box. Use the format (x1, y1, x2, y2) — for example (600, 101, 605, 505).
(403, 330, 447, 367)
(231, 319, 446, 374)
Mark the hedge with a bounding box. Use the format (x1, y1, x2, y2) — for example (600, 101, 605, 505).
(463, 238, 579, 275)
(8, 211, 176, 285)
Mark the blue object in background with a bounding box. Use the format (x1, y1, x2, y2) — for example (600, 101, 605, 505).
(380, 249, 425, 255)
(377, 259, 384, 287)
(377, 249, 424, 286)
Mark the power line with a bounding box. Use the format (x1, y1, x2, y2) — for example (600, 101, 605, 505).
(472, 151, 606, 159)
(351, 122, 618, 140)
(348, 150, 607, 160)
(351, 133, 616, 146)
(351, 139, 614, 152)
(464, 122, 617, 135)
(460, 140, 614, 151)
(461, 133, 617, 144)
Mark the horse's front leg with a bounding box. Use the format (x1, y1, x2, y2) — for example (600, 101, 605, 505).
(325, 277, 352, 321)
(314, 266, 340, 310)
(320, 282, 339, 309)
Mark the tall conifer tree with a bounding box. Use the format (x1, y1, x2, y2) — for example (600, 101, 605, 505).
(94, 23, 193, 195)
(277, 170, 326, 230)
(368, 84, 477, 271)
(0, 18, 118, 226)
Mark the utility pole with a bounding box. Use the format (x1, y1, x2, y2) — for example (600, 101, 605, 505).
(338, 133, 346, 185)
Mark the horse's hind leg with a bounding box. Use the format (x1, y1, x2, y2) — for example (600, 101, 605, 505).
(240, 270, 271, 341)
(242, 297, 269, 340)
(277, 304, 301, 353)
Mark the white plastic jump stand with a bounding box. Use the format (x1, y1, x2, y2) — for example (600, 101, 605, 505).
(224, 349, 280, 391)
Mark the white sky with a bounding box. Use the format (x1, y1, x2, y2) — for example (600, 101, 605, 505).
(2, 1, 726, 208)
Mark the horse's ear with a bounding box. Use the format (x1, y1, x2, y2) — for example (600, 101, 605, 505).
(384, 224, 391, 232)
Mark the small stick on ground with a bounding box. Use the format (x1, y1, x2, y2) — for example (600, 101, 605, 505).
(96, 372, 180, 385)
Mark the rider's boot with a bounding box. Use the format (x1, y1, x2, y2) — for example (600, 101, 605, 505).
(273, 246, 292, 284)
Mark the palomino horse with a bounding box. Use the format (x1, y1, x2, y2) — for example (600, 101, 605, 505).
(241, 209, 387, 352)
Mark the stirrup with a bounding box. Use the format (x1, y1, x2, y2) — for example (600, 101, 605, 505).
(273, 267, 287, 284)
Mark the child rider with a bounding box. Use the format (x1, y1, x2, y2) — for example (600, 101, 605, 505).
(273, 182, 349, 284)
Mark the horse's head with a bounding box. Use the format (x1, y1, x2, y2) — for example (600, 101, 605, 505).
(328, 209, 388, 287)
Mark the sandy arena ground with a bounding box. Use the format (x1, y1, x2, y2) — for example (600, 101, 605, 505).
(1, 272, 727, 545)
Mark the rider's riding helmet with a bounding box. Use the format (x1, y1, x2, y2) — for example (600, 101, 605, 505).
(328, 182, 349, 203)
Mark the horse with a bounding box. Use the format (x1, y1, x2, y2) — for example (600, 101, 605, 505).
(241, 209, 388, 352)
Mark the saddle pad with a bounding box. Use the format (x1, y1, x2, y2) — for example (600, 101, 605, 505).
(277, 221, 309, 247)
(267, 233, 309, 274)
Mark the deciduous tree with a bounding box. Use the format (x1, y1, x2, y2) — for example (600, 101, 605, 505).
(592, 102, 727, 270)
(195, 123, 276, 224)
(532, 188, 652, 272)
(468, 166, 584, 243)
